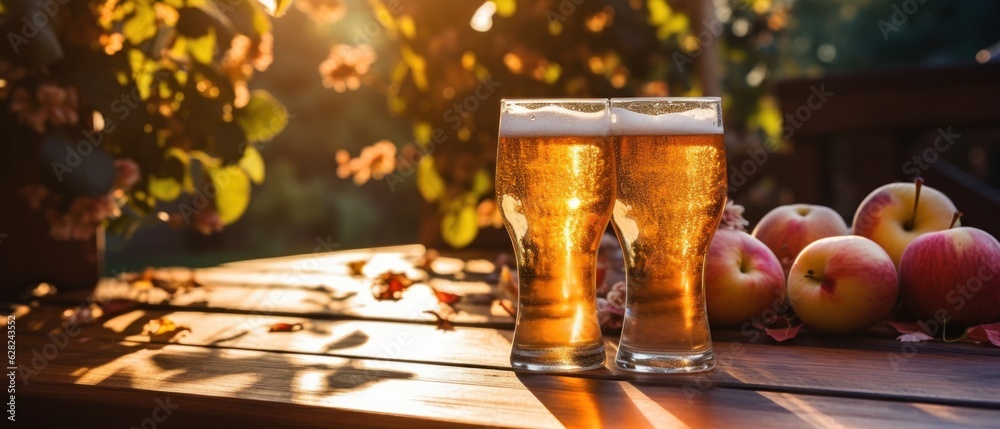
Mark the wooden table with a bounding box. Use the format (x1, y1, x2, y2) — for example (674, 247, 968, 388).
(9, 245, 1000, 428)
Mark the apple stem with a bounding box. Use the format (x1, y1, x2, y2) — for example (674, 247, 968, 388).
(804, 269, 824, 282)
(950, 212, 963, 229)
(905, 177, 924, 231)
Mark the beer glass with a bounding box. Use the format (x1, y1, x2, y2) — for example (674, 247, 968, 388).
(496, 99, 614, 371)
(609, 97, 727, 373)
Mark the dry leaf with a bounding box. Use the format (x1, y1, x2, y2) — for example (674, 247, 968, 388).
(142, 317, 191, 341)
(346, 259, 368, 276)
(372, 271, 415, 300)
(423, 310, 455, 331)
(764, 324, 803, 342)
(964, 322, 1000, 347)
(431, 287, 461, 305)
(269, 322, 304, 332)
(898, 332, 935, 342)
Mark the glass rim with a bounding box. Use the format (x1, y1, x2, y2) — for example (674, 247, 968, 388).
(501, 98, 609, 105)
(610, 96, 721, 104)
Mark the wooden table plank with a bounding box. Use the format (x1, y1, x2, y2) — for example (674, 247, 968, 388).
(49, 270, 513, 326)
(17, 305, 1000, 409)
(14, 333, 1000, 428)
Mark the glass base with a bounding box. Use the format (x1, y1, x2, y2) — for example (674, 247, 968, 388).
(511, 344, 606, 372)
(615, 347, 716, 373)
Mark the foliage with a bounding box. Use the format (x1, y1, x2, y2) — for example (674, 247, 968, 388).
(330, 0, 702, 247)
(0, 0, 288, 239)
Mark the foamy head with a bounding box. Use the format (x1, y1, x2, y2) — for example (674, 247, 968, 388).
(499, 99, 609, 137)
(611, 97, 723, 135)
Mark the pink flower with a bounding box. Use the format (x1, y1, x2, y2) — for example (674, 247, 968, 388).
(597, 298, 624, 330)
(720, 199, 750, 231)
(113, 159, 141, 191)
(606, 281, 627, 308)
(192, 208, 224, 235)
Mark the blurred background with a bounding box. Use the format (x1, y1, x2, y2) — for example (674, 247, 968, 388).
(84, 0, 1000, 270)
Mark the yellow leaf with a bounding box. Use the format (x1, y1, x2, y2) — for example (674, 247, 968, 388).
(398, 15, 416, 38)
(235, 90, 288, 142)
(493, 0, 516, 17)
(401, 46, 428, 91)
(257, 0, 292, 17)
(239, 146, 265, 184)
(471, 168, 492, 197)
(208, 165, 251, 225)
(149, 176, 182, 201)
(123, 1, 156, 44)
(647, 0, 671, 26)
(441, 198, 479, 248)
(413, 122, 432, 144)
(416, 156, 444, 202)
(186, 28, 216, 64)
(128, 49, 157, 100)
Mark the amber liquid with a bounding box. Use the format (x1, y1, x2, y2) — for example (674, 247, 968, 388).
(612, 133, 726, 372)
(496, 135, 614, 371)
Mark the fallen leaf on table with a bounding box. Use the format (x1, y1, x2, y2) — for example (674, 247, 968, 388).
(423, 310, 455, 331)
(888, 321, 933, 336)
(61, 303, 103, 327)
(346, 259, 368, 276)
(29, 282, 58, 297)
(431, 287, 461, 305)
(100, 299, 139, 318)
(142, 317, 191, 341)
(497, 299, 516, 317)
(372, 271, 415, 300)
(964, 322, 1000, 347)
(898, 332, 935, 342)
(764, 324, 803, 342)
(269, 322, 304, 332)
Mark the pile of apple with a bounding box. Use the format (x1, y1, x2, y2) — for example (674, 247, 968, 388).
(706, 179, 1000, 334)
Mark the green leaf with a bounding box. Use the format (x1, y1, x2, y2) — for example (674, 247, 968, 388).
(416, 156, 444, 202)
(239, 146, 265, 184)
(441, 197, 479, 248)
(208, 165, 251, 225)
(148, 176, 183, 201)
(235, 90, 288, 143)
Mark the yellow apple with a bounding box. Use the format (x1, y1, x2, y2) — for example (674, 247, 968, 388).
(853, 179, 959, 267)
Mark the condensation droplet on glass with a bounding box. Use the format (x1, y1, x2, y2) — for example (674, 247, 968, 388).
(529, 114, 536, 121)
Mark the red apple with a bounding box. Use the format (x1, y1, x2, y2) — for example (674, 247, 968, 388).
(898, 222, 1000, 326)
(705, 229, 786, 328)
(751, 204, 849, 275)
(853, 179, 959, 267)
(787, 236, 899, 333)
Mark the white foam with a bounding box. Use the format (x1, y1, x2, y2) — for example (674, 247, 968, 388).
(500, 101, 609, 137)
(611, 105, 723, 135)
